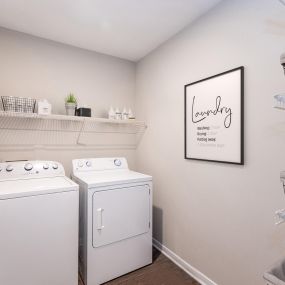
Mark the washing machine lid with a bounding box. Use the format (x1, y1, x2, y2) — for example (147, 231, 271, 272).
(73, 170, 152, 188)
(0, 177, 78, 200)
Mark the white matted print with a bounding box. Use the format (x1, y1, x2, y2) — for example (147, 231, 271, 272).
(184, 67, 244, 164)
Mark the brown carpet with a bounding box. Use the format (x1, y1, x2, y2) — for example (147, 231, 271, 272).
(79, 248, 200, 285)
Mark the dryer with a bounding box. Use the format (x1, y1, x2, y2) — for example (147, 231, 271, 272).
(0, 160, 79, 285)
(72, 157, 152, 285)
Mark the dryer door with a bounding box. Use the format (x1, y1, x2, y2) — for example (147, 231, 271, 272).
(92, 184, 150, 248)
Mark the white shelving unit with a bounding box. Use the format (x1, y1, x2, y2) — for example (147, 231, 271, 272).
(0, 111, 147, 149)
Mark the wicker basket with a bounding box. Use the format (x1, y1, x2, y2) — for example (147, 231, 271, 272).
(1, 96, 36, 113)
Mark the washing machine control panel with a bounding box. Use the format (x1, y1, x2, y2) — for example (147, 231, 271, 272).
(0, 161, 65, 180)
(72, 157, 128, 172)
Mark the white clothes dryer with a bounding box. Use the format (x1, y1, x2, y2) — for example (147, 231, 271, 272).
(72, 157, 152, 285)
(0, 160, 79, 285)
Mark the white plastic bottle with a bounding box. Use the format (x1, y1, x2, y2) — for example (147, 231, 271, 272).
(122, 107, 128, 120)
(108, 106, 116, 119)
(128, 108, 135, 119)
(115, 107, 122, 120)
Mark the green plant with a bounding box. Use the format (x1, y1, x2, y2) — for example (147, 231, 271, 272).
(65, 93, 77, 104)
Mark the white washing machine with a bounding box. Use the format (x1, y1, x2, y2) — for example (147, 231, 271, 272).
(71, 157, 152, 285)
(0, 160, 79, 285)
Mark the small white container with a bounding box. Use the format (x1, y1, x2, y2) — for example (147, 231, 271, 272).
(128, 108, 135, 119)
(115, 107, 122, 120)
(122, 107, 128, 120)
(37, 99, 52, 115)
(108, 106, 116, 120)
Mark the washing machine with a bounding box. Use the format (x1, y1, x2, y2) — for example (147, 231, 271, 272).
(71, 157, 152, 285)
(0, 160, 79, 285)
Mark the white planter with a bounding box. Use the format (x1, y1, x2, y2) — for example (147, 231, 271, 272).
(65, 103, 76, 116)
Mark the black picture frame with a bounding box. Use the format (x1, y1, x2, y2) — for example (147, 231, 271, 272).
(184, 66, 244, 165)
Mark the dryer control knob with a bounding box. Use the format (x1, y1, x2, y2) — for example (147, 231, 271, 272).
(43, 163, 49, 170)
(52, 163, 58, 170)
(78, 161, 84, 168)
(6, 165, 13, 172)
(86, 161, 92, 167)
(24, 163, 33, 171)
(114, 159, 122, 167)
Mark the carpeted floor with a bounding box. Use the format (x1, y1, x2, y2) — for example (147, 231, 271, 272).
(78, 248, 200, 285)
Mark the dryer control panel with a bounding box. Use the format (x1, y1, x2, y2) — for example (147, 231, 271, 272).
(0, 161, 65, 181)
(72, 157, 128, 173)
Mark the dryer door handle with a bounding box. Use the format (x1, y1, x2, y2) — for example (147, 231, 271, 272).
(97, 208, 105, 230)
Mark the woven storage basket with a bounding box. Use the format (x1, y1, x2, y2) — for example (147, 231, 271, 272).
(1, 96, 36, 113)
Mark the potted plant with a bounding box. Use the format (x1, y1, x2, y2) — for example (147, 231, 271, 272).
(65, 93, 77, 116)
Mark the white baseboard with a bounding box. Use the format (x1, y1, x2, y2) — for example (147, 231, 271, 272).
(153, 238, 218, 285)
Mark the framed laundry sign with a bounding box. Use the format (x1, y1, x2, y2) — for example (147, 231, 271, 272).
(184, 66, 244, 165)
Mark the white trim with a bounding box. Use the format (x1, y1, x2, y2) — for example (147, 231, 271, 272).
(153, 238, 218, 285)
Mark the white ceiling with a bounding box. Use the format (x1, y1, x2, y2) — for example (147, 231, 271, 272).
(0, 0, 222, 61)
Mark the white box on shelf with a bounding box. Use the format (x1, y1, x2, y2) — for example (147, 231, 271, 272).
(37, 99, 52, 115)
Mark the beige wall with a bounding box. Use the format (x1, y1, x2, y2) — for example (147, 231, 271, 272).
(135, 0, 285, 284)
(0, 28, 136, 172)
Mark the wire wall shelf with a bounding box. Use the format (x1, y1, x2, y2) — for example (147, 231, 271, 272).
(0, 111, 147, 149)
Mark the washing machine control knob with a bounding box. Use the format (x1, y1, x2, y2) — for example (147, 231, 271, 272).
(52, 163, 58, 170)
(24, 163, 33, 171)
(114, 159, 121, 167)
(78, 161, 84, 168)
(6, 165, 13, 172)
(0, 166, 2, 172)
(43, 163, 49, 170)
(86, 161, 92, 167)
